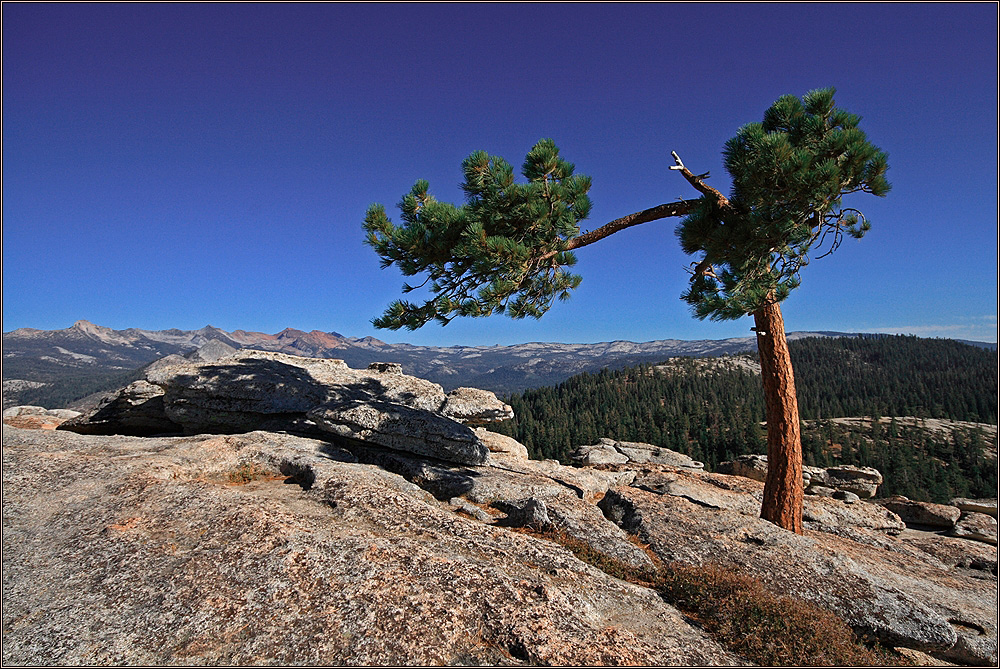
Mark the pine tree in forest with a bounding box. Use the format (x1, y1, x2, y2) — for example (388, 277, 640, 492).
(364, 88, 890, 533)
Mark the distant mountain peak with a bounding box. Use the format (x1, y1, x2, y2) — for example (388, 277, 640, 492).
(69, 320, 132, 345)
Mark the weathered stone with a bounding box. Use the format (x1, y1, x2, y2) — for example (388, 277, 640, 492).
(950, 497, 998, 519)
(721, 455, 883, 498)
(951, 512, 998, 545)
(823, 465, 883, 498)
(500, 497, 553, 530)
(2, 405, 81, 430)
(878, 496, 962, 529)
(573, 439, 630, 465)
(309, 400, 488, 465)
(716, 453, 769, 482)
(339, 441, 652, 571)
(833, 490, 860, 504)
(627, 466, 905, 534)
(474, 428, 529, 459)
(803, 496, 906, 533)
(574, 438, 702, 469)
(367, 361, 403, 374)
(61, 351, 512, 464)
(4, 426, 738, 666)
(803, 465, 828, 485)
(59, 381, 182, 436)
(807, 485, 837, 497)
(899, 530, 998, 575)
(631, 469, 761, 516)
(599, 485, 969, 653)
(492, 455, 637, 503)
(449, 497, 494, 523)
(441, 387, 513, 424)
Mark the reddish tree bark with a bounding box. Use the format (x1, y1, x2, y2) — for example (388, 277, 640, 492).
(753, 300, 804, 533)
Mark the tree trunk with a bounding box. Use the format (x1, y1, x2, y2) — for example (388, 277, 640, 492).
(753, 300, 803, 533)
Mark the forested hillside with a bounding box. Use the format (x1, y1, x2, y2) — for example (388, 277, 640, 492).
(492, 336, 997, 503)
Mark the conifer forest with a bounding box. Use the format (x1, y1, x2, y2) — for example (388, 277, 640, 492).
(492, 335, 997, 503)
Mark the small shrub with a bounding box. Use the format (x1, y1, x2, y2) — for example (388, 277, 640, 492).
(225, 462, 272, 485)
(654, 563, 907, 667)
(524, 526, 908, 667)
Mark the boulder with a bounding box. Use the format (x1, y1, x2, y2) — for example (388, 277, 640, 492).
(441, 387, 513, 424)
(719, 455, 883, 498)
(950, 497, 998, 519)
(832, 490, 860, 503)
(574, 438, 703, 469)
(60, 350, 513, 466)
(59, 381, 181, 436)
(573, 439, 630, 465)
(474, 428, 529, 459)
(309, 400, 489, 466)
(716, 453, 768, 482)
(877, 496, 962, 529)
(951, 512, 998, 545)
(3, 405, 81, 430)
(626, 466, 905, 534)
(822, 465, 883, 498)
(499, 497, 553, 530)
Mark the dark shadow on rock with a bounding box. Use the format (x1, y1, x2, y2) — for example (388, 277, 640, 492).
(324, 438, 479, 501)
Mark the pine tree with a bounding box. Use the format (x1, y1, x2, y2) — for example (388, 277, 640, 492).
(364, 88, 890, 533)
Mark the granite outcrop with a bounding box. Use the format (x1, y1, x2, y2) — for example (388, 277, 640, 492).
(5, 355, 997, 666)
(59, 350, 512, 466)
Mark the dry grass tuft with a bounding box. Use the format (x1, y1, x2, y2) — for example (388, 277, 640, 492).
(523, 526, 910, 667)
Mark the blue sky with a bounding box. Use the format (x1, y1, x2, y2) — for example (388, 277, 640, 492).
(3, 4, 997, 345)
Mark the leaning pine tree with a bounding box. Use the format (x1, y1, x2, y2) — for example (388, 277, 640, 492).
(364, 88, 890, 533)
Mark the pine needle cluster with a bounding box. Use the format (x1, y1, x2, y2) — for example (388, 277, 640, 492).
(364, 139, 592, 329)
(678, 87, 891, 320)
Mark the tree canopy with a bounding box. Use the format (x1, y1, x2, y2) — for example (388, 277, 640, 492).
(363, 139, 593, 329)
(364, 88, 889, 330)
(679, 88, 890, 320)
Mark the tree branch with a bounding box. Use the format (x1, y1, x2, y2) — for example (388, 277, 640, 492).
(559, 200, 698, 254)
(538, 152, 720, 262)
(670, 151, 729, 207)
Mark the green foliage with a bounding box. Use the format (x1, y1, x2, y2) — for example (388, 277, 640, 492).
(678, 87, 891, 320)
(792, 334, 996, 421)
(365, 89, 889, 330)
(9, 366, 147, 410)
(493, 336, 996, 503)
(808, 420, 997, 502)
(364, 139, 591, 329)
(493, 359, 766, 469)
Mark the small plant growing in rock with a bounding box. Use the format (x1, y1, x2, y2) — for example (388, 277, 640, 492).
(225, 462, 271, 485)
(525, 526, 908, 667)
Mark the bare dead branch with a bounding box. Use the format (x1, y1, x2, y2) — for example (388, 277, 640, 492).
(670, 151, 730, 207)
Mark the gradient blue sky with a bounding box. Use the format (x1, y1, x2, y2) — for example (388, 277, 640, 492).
(3, 3, 997, 346)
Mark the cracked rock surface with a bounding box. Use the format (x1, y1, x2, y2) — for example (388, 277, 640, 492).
(2, 426, 738, 666)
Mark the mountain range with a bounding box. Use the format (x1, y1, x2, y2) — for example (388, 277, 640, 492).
(2, 320, 995, 409)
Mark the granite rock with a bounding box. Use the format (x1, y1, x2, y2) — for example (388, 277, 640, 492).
(950, 497, 998, 519)
(951, 512, 998, 546)
(574, 438, 703, 469)
(4, 425, 736, 666)
(598, 485, 989, 656)
(878, 496, 962, 529)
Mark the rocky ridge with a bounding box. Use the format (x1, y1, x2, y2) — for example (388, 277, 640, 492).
(2, 320, 856, 407)
(3, 354, 997, 666)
